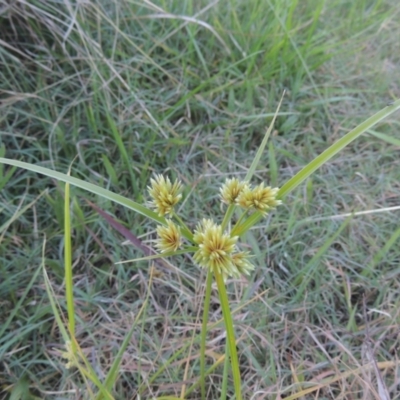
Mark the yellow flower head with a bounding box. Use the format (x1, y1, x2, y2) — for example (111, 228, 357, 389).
(220, 178, 248, 205)
(232, 252, 254, 276)
(237, 183, 281, 215)
(192, 219, 215, 245)
(148, 174, 182, 216)
(156, 220, 181, 253)
(193, 219, 238, 276)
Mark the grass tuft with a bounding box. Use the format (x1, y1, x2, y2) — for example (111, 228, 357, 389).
(1, 0, 400, 398)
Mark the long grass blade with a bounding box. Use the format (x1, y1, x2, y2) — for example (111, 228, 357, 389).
(245, 92, 285, 182)
(64, 169, 75, 340)
(367, 129, 400, 146)
(278, 101, 400, 198)
(42, 241, 70, 343)
(99, 267, 156, 398)
(0, 158, 193, 240)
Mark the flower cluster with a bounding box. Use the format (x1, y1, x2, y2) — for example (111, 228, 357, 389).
(237, 183, 281, 215)
(61, 341, 76, 369)
(148, 174, 281, 278)
(147, 174, 182, 216)
(156, 219, 181, 253)
(193, 219, 253, 278)
(219, 178, 248, 205)
(220, 178, 281, 215)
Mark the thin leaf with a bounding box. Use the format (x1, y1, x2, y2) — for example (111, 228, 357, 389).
(245, 92, 285, 181)
(367, 129, 400, 146)
(292, 217, 352, 303)
(278, 100, 400, 198)
(100, 268, 155, 397)
(0, 190, 47, 235)
(115, 249, 192, 264)
(42, 242, 70, 343)
(0, 158, 193, 240)
(64, 169, 75, 340)
(0, 264, 42, 339)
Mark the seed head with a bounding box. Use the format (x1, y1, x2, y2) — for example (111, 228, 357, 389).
(61, 341, 76, 369)
(193, 219, 238, 276)
(237, 183, 281, 215)
(156, 220, 181, 253)
(231, 252, 254, 276)
(148, 174, 182, 216)
(220, 178, 248, 205)
(193, 219, 215, 245)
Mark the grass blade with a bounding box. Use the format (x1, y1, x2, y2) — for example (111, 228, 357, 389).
(99, 267, 156, 398)
(245, 92, 285, 182)
(64, 168, 75, 341)
(42, 241, 70, 343)
(278, 100, 400, 198)
(367, 129, 400, 146)
(0, 158, 193, 240)
(0, 264, 42, 339)
(363, 225, 400, 278)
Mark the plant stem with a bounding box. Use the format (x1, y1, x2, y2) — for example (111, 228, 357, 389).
(231, 211, 262, 237)
(214, 268, 242, 400)
(64, 182, 75, 346)
(230, 209, 250, 236)
(200, 269, 213, 400)
(220, 343, 230, 400)
(173, 212, 194, 241)
(221, 204, 235, 231)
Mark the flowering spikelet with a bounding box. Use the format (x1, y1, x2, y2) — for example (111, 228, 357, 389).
(148, 174, 182, 216)
(156, 220, 181, 253)
(220, 178, 248, 205)
(193, 219, 215, 245)
(193, 219, 238, 276)
(61, 341, 76, 369)
(237, 183, 281, 215)
(231, 252, 254, 276)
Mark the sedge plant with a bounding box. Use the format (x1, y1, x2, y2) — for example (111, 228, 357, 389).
(0, 99, 399, 399)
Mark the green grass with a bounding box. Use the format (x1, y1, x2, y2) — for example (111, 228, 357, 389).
(1, 0, 400, 399)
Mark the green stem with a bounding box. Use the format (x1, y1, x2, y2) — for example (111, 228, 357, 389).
(221, 204, 235, 231)
(173, 211, 193, 241)
(213, 268, 242, 400)
(231, 211, 262, 237)
(200, 270, 213, 400)
(230, 209, 250, 236)
(220, 343, 230, 400)
(64, 182, 75, 346)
